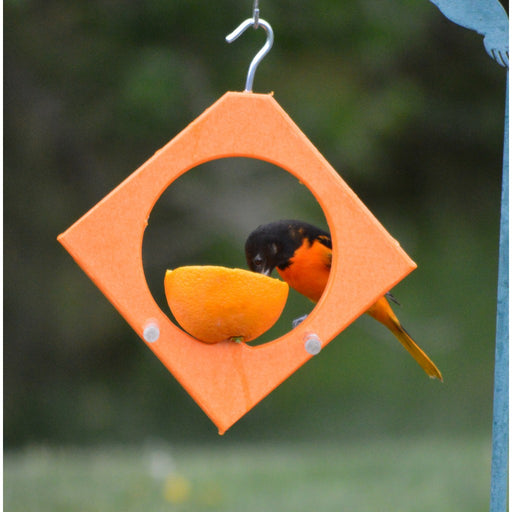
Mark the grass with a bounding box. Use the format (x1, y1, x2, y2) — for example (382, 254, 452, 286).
(4, 435, 491, 512)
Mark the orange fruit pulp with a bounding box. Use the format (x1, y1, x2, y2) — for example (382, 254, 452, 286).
(164, 265, 289, 344)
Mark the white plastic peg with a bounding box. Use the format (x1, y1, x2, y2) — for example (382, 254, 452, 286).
(143, 321, 160, 343)
(304, 334, 322, 355)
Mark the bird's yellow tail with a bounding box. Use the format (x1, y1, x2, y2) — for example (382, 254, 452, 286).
(366, 296, 443, 381)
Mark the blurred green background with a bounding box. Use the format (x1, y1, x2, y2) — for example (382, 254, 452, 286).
(4, 0, 508, 510)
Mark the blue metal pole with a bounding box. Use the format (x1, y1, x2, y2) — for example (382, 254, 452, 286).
(489, 72, 509, 512)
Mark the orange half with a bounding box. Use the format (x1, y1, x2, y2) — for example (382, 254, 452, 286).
(164, 266, 289, 344)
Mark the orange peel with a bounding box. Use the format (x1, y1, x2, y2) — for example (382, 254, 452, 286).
(164, 265, 289, 344)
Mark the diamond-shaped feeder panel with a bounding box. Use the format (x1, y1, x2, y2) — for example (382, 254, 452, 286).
(58, 92, 416, 434)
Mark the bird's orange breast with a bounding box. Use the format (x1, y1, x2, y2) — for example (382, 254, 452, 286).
(277, 239, 331, 302)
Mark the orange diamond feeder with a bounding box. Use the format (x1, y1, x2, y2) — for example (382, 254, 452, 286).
(58, 91, 416, 434)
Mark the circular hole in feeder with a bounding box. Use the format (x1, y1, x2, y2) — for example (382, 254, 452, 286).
(142, 157, 331, 345)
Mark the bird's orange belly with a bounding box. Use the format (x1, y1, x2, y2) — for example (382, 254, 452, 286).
(277, 241, 331, 302)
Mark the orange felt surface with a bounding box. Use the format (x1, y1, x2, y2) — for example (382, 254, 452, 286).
(57, 92, 416, 434)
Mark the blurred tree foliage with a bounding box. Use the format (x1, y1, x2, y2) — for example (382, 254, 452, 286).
(4, 0, 507, 446)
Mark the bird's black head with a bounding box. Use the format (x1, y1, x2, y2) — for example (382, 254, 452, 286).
(245, 220, 328, 275)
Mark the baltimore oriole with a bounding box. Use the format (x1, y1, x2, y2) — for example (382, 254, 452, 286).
(245, 219, 442, 381)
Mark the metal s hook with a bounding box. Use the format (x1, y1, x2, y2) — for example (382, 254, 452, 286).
(226, 12, 274, 92)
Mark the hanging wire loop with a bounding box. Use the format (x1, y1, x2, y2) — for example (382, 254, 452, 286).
(252, 0, 260, 27)
(226, 17, 274, 92)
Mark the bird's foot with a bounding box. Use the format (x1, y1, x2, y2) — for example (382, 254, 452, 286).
(292, 314, 308, 328)
(385, 292, 400, 306)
